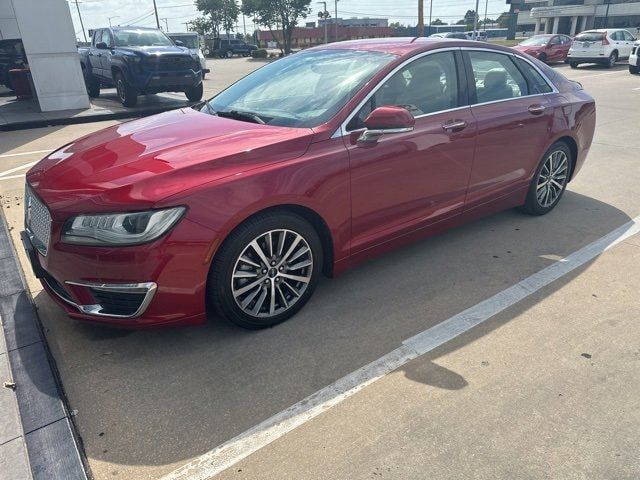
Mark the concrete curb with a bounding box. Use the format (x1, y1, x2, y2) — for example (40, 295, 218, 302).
(0, 208, 88, 479)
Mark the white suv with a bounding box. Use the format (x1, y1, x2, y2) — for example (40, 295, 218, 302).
(568, 28, 637, 69)
(630, 41, 640, 74)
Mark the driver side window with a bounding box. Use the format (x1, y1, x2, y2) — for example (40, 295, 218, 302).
(347, 51, 459, 131)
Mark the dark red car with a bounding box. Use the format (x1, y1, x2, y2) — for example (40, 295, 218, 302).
(513, 34, 573, 63)
(22, 38, 595, 329)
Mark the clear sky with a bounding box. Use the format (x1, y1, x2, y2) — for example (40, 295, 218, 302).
(68, 0, 509, 39)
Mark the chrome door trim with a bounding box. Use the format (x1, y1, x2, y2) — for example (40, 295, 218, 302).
(334, 45, 558, 138)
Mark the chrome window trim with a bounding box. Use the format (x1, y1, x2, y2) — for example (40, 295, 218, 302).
(335, 45, 557, 138)
(46, 280, 158, 319)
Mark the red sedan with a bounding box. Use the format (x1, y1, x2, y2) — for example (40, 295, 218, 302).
(22, 38, 595, 329)
(513, 34, 573, 63)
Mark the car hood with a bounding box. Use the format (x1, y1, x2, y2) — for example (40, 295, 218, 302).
(513, 45, 543, 53)
(118, 45, 191, 56)
(26, 108, 314, 217)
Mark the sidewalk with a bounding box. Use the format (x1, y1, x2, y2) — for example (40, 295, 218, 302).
(0, 209, 86, 480)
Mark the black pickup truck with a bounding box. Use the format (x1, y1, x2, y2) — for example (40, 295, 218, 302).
(79, 26, 203, 107)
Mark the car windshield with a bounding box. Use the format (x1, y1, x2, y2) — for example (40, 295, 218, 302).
(520, 36, 550, 46)
(113, 29, 174, 47)
(574, 32, 604, 42)
(169, 35, 199, 49)
(204, 49, 396, 128)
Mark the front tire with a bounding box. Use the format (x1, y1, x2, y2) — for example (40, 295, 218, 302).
(519, 142, 573, 216)
(225, 49, 233, 59)
(209, 212, 323, 329)
(185, 82, 203, 102)
(630, 64, 639, 74)
(538, 53, 547, 64)
(569, 61, 579, 69)
(115, 72, 137, 107)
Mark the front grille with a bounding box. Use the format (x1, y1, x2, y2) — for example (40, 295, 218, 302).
(144, 55, 194, 71)
(633, 46, 638, 55)
(88, 286, 150, 317)
(24, 185, 52, 256)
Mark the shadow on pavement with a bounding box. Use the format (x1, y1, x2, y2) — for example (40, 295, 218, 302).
(15, 190, 631, 476)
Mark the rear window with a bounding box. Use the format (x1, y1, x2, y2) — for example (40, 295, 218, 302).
(574, 32, 604, 42)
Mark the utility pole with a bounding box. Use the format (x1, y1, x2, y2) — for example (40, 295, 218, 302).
(162, 18, 169, 31)
(317, 2, 328, 44)
(242, 13, 247, 38)
(74, 0, 88, 43)
(473, 0, 480, 40)
(417, 0, 424, 37)
(334, 0, 339, 42)
(484, 0, 488, 31)
(604, 0, 611, 28)
(183, 22, 191, 31)
(152, 0, 161, 29)
(108, 16, 119, 27)
(428, 0, 433, 36)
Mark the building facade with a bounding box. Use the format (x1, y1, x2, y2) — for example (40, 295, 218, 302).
(319, 17, 389, 28)
(510, 0, 640, 36)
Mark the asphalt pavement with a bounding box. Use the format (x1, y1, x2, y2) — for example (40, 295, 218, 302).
(0, 59, 639, 480)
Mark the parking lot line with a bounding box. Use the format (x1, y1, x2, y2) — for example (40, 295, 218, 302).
(0, 161, 37, 178)
(161, 215, 640, 480)
(0, 149, 52, 159)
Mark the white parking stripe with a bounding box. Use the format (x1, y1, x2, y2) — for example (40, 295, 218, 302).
(570, 70, 622, 80)
(0, 174, 26, 181)
(0, 149, 52, 159)
(161, 215, 640, 480)
(0, 161, 37, 178)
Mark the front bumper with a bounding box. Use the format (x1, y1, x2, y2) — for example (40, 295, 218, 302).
(20, 215, 216, 328)
(132, 69, 202, 94)
(630, 53, 639, 67)
(567, 53, 608, 63)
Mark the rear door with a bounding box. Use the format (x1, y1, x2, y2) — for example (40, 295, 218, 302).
(620, 30, 635, 58)
(546, 35, 563, 61)
(463, 49, 554, 210)
(89, 29, 104, 78)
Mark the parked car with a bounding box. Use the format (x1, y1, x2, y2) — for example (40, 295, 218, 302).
(78, 26, 203, 107)
(629, 40, 640, 73)
(0, 38, 27, 91)
(568, 28, 636, 68)
(167, 32, 210, 79)
(23, 38, 595, 329)
(429, 32, 468, 40)
(209, 38, 258, 58)
(513, 34, 572, 63)
(466, 31, 487, 41)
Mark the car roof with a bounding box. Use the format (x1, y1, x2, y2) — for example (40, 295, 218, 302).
(111, 26, 160, 31)
(583, 28, 628, 33)
(308, 37, 514, 56)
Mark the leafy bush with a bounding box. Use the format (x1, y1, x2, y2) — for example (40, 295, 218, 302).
(251, 48, 268, 58)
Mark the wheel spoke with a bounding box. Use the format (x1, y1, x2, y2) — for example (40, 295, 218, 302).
(550, 179, 564, 190)
(276, 284, 289, 308)
(233, 277, 265, 297)
(280, 272, 311, 284)
(233, 270, 258, 279)
(250, 239, 271, 267)
(281, 279, 301, 297)
(287, 246, 310, 264)
(280, 235, 302, 264)
(251, 287, 268, 315)
(240, 285, 262, 309)
(239, 255, 260, 268)
(276, 231, 286, 256)
(269, 282, 276, 315)
(288, 259, 312, 271)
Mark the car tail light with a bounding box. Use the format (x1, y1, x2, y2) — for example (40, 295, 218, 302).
(602, 36, 610, 45)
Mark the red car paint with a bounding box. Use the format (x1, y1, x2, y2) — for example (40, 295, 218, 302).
(26, 38, 596, 327)
(513, 34, 573, 63)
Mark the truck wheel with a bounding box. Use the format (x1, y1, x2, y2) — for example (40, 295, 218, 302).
(630, 64, 639, 74)
(225, 49, 233, 58)
(83, 66, 100, 98)
(115, 72, 137, 107)
(185, 82, 203, 102)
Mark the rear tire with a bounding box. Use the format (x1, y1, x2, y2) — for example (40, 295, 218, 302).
(185, 82, 203, 102)
(519, 142, 573, 216)
(209, 212, 323, 329)
(82, 66, 100, 98)
(538, 53, 547, 64)
(630, 64, 639, 74)
(115, 72, 137, 107)
(569, 61, 579, 69)
(606, 51, 617, 68)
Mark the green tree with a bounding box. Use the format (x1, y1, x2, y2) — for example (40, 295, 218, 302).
(463, 9, 477, 26)
(188, 16, 214, 36)
(496, 12, 510, 28)
(242, 0, 311, 54)
(196, 0, 240, 37)
(455, 19, 466, 25)
(431, 18, 446, 25)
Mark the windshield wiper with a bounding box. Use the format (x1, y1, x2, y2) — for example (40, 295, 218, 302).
(216, 110, 266, 125)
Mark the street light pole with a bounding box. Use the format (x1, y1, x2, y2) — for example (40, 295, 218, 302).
(108, 16, 119, 27)
(162, 18, 169, 31)
(484, 0, 488, 32)
(418, 0, 424, 37)
(428, 0, 433, 36)
(473, 0, 480, 40)
(152, 0, 161, 29)
(334, 0, 339, 42)
(74, 0, 88, 43)
(317, 1, 328, 44)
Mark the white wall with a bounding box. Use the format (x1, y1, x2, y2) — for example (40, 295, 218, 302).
(0, 0, 20, 39)
(6, 0, 89, 111)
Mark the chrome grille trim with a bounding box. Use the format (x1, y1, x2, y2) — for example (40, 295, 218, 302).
(24, 184, 52, 256)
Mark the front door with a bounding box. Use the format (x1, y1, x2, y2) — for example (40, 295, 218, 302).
(344, 50, 476, 253)
(463, 50, 555, 210)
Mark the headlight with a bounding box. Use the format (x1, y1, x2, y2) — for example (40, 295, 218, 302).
(124, 55, 142, 64)
(61, 207, 186, 246)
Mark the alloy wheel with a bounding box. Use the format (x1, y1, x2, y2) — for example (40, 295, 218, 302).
(536, 150, 568, 208)
(116, 79, 125, 102)
(231, 229, 313, 318)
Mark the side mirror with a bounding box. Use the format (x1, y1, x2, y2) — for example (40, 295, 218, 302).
(175, 40, 185, 47)
(95, 41, 108, 50)
(359, 106, 415, 143)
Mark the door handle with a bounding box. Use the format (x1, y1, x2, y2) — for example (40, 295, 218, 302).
(528, 104, 546, 115)
(442, 119, 467, 132)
